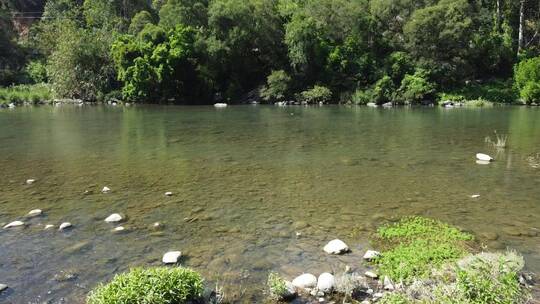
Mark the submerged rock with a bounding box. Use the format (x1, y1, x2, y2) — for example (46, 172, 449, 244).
(363, 250, 380, 260)
(292, 273, 317, 289)
(0, 284, 7, 292)
(317, 273, 335, 292)
(101, 186, 111, 193)
(26, 179, 36, 185)
(28, 209, 42, 217)
(470, 194, 481, 198)
(3, 221, 25, 229)
(164, 192, 173, 196)
(44, 224, 55, 230)
(59, 222, 72, 231)
(104, 213, 124, 223)
(476, 153, 493, 162)
(323, 239, 349, 254)
(162, 251, 182, 264)
(113, 226, 126, 233)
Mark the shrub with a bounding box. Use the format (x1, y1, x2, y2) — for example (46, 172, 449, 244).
(375, 217, 473, 282)
(260, 70, 292, 103)
(373, 75, 395, 105)
(86, 267, 204, 304)
(25, 60, 48, 84)
(379, 293, 411, 304)
(514, 56, 540, 104)
(463, 98, 493, 107)
(438, 80, 517, 104)
(299, 85, 332, 104)
(351, 88, 373, 105)
(398, 70, 435, 104)
(266, 272, 293, 300)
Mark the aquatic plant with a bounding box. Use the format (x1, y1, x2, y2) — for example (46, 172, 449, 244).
(266, 272, 293, 301)
(86, 267, 203, 304)
(485, 131, 508, 149)
(463, 98, 493, 107)
(375, 217, 473, 282)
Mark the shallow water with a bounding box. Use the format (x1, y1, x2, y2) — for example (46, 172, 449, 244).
(0, 105, 539, 303)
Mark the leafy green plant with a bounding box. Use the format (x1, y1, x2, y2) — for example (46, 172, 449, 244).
(86, 267, 204, 304)
(266, 272, 293, 301)
(398, 70, 435, 104)
(520, 82, 540, 104)
(379, 293, 411, 304)
(373, 75, 395, 105)
(298, 85, 332, 104)
(260, 70, 292, 103)
(25, 60, 48, 83)
(463, 98, 493, 107)
(350, 88, 373, 105)
(375, 217, 473, 282)
(514, 56, 540, 104)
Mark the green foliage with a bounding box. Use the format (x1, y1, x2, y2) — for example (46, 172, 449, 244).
(398, 70, 435, 104)
(514, 57, 540, 104)
(129, 11, 155, 34)
(351, 88, 373, 105)
(439, 80, 517, 104)
(260, 70, 291, 102)
(25, 60, 48, 84)
(298, 85, 332, 104)
(373, 75, 395, 104)
(266, 272, 291, 300)
(379, 293, 411, 304)
(375, 217, 473, 282)
(0, 84, 52, 105)
(463, 98, 494, 108)
(86, 267, 204, 304)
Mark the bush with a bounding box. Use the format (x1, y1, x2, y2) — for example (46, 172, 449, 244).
(373, 75, 394, 105)
(25, 60, 48, 84)
(267, 272, 293, 300)
(298, 85, 332, 104)
(438, 80, 517, 104)
(0, 84, 51, 105)
(351, 88, 373, 105)
(375, 217, 473, 282)
(463, 98, 493, 107)
(260, 70, 291, 103)
(514, 56, 540, 104)
(398, 70, 435, 104)
(86, 267, 204, 304)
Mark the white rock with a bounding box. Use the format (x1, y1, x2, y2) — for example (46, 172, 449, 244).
(101, 186, 111, 193)
(367, 102, 378, 108)
(292, 273, 317, 289)
(317, 273, 335, 292)
(59, 222, 72, 231)
(153, 222, 162, 228)
(0, 284, 7, 292)
(383, 276, 394, 290)
(104, 213, 123, 223)
(470, 194, 481, 198)
(8, 103, 15, 109)
(44, 224, 55, 230)
(162, 251, 182, 264)
(476, 153, 493, 162)
(323, 239, 349, 254)
(26, 179, 36, 185)
(363, 250, 380, 260)
(214, 103, 228, 108)
(318, 298, 325, 302)
(28, 209, 42, 217)
(3, 221, 24, 229)
(113, 226, 125, 232)
(365, 271, 378, 279)
(165, 192, 173, 196)
(373, 292, 384, 298)
(476, 160, 491, 165)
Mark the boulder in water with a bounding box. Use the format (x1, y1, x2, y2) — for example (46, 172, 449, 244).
(323, 239, 350, 254)
(292, 273, 317, 289)
(26, 179, 36, 185)
(3, 221, 24, 229)
(59, 222, 72, 231)
(316, 273, 335, 292)
(101, 186, 111, 193)
(476, 153, 493, 162)
(363, 250, 380, 260)
(162, 251, 182, 264)
(104, 213, 124, 223)
(28, 209, 42, 217)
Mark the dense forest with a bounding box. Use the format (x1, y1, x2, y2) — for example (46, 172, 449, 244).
(1, 0, 540, 104)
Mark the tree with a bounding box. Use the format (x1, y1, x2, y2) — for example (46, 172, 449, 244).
(514, 56, 540, 104)
(260, 70, 291, 102)
(398, 69, 435, 104)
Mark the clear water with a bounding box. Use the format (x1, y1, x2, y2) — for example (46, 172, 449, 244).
(0, 105, 539, 303)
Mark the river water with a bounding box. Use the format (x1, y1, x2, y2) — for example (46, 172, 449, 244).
(0, 105, 539, 303)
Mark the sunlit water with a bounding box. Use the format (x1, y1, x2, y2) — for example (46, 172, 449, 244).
(0, 105, 539, 303)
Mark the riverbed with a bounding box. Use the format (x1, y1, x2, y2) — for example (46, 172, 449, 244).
(0, 105, 539, 303)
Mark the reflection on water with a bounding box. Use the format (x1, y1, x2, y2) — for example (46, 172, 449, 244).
(0, 105, 539, 303)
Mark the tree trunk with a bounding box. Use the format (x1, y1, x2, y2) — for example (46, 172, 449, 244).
(496, 0, 501, 30)
(518, 0, 525, 55)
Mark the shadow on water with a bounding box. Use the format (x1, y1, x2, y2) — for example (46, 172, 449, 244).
(0, 105, 539, 303)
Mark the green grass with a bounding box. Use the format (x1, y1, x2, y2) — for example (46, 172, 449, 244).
(379, 293, 412, 304)
(438, 80, 518, 104)
(0, 84, 52, 105)
(266, 272, 292, 300)
(86, 267, 204, 304)
(375, 217, 474, 282)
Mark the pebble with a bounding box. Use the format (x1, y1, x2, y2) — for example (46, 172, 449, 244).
(26, 179, 36, 185)
(101, 186, 111, 193)
(363, 250, 380, 260)
(323, 239, 350, 254)
(3, 221, 24, 229)
(113, 226, 125, 232)
(0, 284, 7, 292)
(152, 222, 163, 229)
(365, 271, 378, 279)
(104, 213, 124, 223)
(28, 209, 43, 217)
(165, 192, 173, 196)
(162, 251, 182, 264)
(59, 222, 72, 231)
(383, 276, 394, 290)
(470, 194, 481, 198)
(44, 224, 55, 230)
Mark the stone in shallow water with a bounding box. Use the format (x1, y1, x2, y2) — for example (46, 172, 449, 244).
(323, 239, 349, 254)
(3, 221, 24, 229)
(44, 224, 55, 230)
(104, 213, 124, 223)
(59, 222, 72, 231)
(162, 251, 182, 264)
(113, 226, 126, 232)
(317, 273, 335, 292)
(28, 209, 42, 217)
(101, 186, 111, 193)
(365, 271, 378, 279)
(363, 250, 380, 260)
(0, 284, 7, 292)
(26, 179, 36, 185)
(476, 153, 493, 162)
(165, 192, 173, 196)
(292, 273, 317, 289)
